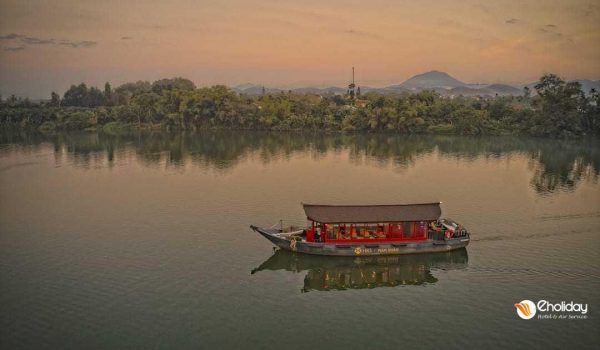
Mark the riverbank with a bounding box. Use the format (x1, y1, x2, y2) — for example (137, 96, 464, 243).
(1, 74, 598, 137)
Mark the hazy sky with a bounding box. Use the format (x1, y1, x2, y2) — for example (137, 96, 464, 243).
(1, 0, 599, 98)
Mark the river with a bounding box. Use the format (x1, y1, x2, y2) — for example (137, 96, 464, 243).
(0, 131, 598, 349)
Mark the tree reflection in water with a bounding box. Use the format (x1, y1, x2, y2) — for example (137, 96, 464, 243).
(0, 130, 597, 195)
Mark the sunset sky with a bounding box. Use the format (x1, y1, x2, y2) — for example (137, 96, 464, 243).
(0, 0, 599, 99)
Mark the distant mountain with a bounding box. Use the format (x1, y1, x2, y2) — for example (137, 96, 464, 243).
(575, 80, 600, 94)
(234, 83, 282, 95)
(376, 86, 409, 94)
(439, 84, 522, 97)
(232, 74, 597, 98)
(390, 70, 467, 90)
(292, 86, 346, 94)
(486, 84, 522, 95)
(386, 71, 526, 96)
(235, 84, 348, 95)
(234, 83, 256, 90)
(321, 86, 348, 94)
(288, 87, 320, 94)
(446, 86, 494, 97)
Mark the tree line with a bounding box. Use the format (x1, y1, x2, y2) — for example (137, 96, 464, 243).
(1, 75, 598, 137)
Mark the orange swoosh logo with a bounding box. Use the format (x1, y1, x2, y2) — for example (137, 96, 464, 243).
(515, 303, 531, 316)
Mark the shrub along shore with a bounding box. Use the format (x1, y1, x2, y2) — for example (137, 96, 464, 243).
(1, 74, 598, 137)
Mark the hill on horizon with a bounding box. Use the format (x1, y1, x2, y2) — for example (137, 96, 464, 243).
(232, 71, 600, 97)
(390, 70, 467, 90)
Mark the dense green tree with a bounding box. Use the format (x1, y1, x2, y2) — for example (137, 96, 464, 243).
(152, 78, 196, 94)
(104, 82, 113, 106)
(582, 88, 599, 134)
(87, 87, 106, 107)
(114, 81, 152, 105)
(50, 91, 60, 107)
(523, 86, 531, 101)
(532, 74, 586, 136)
(63, 83, 89, 107)
(131, 92, 162, 125)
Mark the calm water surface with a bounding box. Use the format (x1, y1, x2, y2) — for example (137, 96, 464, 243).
(1, 131, 599, 349)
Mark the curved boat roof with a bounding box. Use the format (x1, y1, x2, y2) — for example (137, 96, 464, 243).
(303, 202, 441, 223)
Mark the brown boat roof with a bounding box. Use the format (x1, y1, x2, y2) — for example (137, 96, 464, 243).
(302, 202, 442, 224)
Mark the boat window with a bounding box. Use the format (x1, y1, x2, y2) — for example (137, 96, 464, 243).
(367, 225, 376, 237)
(354, 224, 378, 239)
(402, 222, 413, 238)
(416, 221, 427, 238)
(320, 222, 437, 241)
(390, 224, 402, 237)
(376, 224, 386, 238)
(333, 224, 346, 240)
(358, 224, 369, 238)
(327, 224, 335, 240)
(336, 224, 350, 239)
(317, 222, 435, 241)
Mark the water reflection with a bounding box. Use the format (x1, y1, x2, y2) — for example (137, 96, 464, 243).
(0, 130, 598, 195)
(251, 249, 469, 292)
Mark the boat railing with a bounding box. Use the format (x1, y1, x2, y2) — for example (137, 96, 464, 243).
(270, 219, 308, 233)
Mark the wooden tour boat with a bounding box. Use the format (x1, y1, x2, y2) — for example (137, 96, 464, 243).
(250, 202, 469, 256)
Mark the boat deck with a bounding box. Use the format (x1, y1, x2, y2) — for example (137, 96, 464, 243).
(251, 226, 469, 256)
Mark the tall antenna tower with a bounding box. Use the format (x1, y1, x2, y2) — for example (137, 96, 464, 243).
(348, 67, 356, 100)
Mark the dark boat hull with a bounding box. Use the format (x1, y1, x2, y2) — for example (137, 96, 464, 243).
(250, 225, 469, 256)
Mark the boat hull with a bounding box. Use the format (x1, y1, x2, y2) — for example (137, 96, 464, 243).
(250, 225, 469, 256)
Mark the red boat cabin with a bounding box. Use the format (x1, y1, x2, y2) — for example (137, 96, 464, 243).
(303, 203, 442, 243)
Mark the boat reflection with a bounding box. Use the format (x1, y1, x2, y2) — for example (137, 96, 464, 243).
(251, 248, 468, 292)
